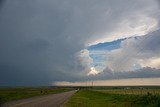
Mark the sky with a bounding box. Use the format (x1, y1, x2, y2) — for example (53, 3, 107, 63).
(0, 0, 160, 86)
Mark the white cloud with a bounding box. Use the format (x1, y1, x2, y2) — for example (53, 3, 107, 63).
(76, 49, 93, 74)
(86, 0, 160, 46)
(87, 67, 98, 76)
(77, 49, 93, 67)
(76, 50, 100, 76)
(139, 58, 160, 69)
(88, 15, 159, 46)
(106, 29, 160, 72)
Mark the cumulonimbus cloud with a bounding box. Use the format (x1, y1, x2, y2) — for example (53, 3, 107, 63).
(0, 0, 160, 86)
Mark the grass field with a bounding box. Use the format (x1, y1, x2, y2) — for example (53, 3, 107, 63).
(65, 89, 160, 107)
(0, 87, 72, 105)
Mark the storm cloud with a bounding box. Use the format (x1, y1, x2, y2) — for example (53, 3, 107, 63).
(106, 29, 160, 72)
(0, 0, 160, 86)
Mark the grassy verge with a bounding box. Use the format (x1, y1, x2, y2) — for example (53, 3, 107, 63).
(65, 90, 160, 107)
(0, 87, 72, 105)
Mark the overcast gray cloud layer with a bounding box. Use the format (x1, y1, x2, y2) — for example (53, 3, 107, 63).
(0, 0, 160, 86)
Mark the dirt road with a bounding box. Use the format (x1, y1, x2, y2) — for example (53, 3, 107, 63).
(2, 90, 76, 107)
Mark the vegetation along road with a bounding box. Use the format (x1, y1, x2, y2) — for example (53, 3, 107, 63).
(2, 90, 76, 107)
(65, 89, 160, 107)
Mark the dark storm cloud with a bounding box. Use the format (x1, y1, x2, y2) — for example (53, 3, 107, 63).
(0, 0, 159, 86)
(0, 0, 83, 86)
(0, 0, 5, 7)
(137, 30, 160, 54)
(157, 0, 160, 6)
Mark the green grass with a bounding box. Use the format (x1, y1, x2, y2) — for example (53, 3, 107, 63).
(0, 87, 72, 105)
(65, 90, 160, 107)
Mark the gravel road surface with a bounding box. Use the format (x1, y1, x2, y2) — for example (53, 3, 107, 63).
(2, 90, 76, 107)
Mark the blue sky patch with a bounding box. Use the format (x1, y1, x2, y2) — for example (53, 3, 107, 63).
(87, 38, 126, 51)
(87, 38, 127, 71)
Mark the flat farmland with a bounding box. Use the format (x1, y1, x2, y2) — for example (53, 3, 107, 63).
(65, 89, 160, 107)
(95, 89, 160, 95)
